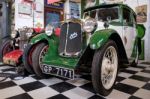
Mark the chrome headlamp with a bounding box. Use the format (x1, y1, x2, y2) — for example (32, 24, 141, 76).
(83, 18, 97, 33)
(45, 24, 54, 36)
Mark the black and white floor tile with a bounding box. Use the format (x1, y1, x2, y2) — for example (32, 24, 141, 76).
(0, 62, 150, 99)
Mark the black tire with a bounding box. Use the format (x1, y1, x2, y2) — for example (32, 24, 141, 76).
(32, 43, 48, 78)
(23, 44, 36, 74)
(92, 40, 119, 96)
(0, 39, 14, 62)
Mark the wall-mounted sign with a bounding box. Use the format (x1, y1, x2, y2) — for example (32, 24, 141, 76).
(18, 3, 32, 15)
(44, 0, 64, 9)
(70, 2, 80, 19)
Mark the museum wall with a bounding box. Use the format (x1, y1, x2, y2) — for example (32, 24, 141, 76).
(15, 0, 44, 30)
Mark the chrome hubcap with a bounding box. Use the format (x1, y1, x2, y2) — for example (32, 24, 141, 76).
(101, 46, 118, 89)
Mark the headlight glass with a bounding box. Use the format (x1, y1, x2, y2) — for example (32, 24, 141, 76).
(83, 18, 97, 33)
(45, 24, 54, 36)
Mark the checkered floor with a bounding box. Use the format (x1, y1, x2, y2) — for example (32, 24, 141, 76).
(0, 62, 150, 99)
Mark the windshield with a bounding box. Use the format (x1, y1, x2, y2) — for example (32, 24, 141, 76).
(98, 7, 119, 22)
(84, 7, 119, 22)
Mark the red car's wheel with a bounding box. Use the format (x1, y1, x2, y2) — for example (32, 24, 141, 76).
(0, 40, 14, 61)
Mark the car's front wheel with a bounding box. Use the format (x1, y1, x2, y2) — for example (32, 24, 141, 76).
(92, 40, 118, 96)
(32, 43, 48, 78)
(23, 44, 37, 74)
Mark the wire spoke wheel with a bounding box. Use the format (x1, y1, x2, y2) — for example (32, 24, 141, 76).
(39, 45, 49, 68)
(32, 43, 49, 78)
(101, 46, 118, 89)
(92, 40, 118, 96)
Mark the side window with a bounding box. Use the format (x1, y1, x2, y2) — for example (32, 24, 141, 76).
(123, 8, 131, 23)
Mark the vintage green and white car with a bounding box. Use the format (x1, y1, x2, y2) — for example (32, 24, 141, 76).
(23, 4, 145, 96)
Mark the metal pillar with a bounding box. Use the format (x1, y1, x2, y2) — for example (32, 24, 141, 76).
(0, 0, 11, 61)
(1, 1, 11, 41)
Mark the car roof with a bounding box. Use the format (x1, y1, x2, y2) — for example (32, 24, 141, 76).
(84, 3, 136, 17)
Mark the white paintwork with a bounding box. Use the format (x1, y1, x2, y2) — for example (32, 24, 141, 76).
(96, 21, 136, 58)
(123, 25, 136, 58)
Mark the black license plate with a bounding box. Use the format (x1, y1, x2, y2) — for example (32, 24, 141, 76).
(42, 65, 74, 79)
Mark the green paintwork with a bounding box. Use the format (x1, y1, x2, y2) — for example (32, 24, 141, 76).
(136, 24, 145, 38)
(139, 40, 145, 60)
(90, 29, 117, 49)
(30, 30, 118, 69)
(42, 33, 89, 69)
(42, 39, 81, 69)
(131, 38, 145, 60)
(29, 33, 49, 44)
(29, 33, 82, 69)
(131, 24, 145, 59)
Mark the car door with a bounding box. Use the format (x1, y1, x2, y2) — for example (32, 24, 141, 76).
(122, 7, 136, 58)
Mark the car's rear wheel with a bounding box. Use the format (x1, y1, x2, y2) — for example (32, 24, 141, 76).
(32, 43, 48, 78)
(92, 40, 118, 96)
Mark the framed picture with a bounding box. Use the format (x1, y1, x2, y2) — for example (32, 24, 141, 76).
(136, 5, 147, 23)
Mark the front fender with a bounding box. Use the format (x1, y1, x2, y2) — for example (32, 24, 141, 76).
(29, 33, 49, 45)
(90, 29, 117, 49)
